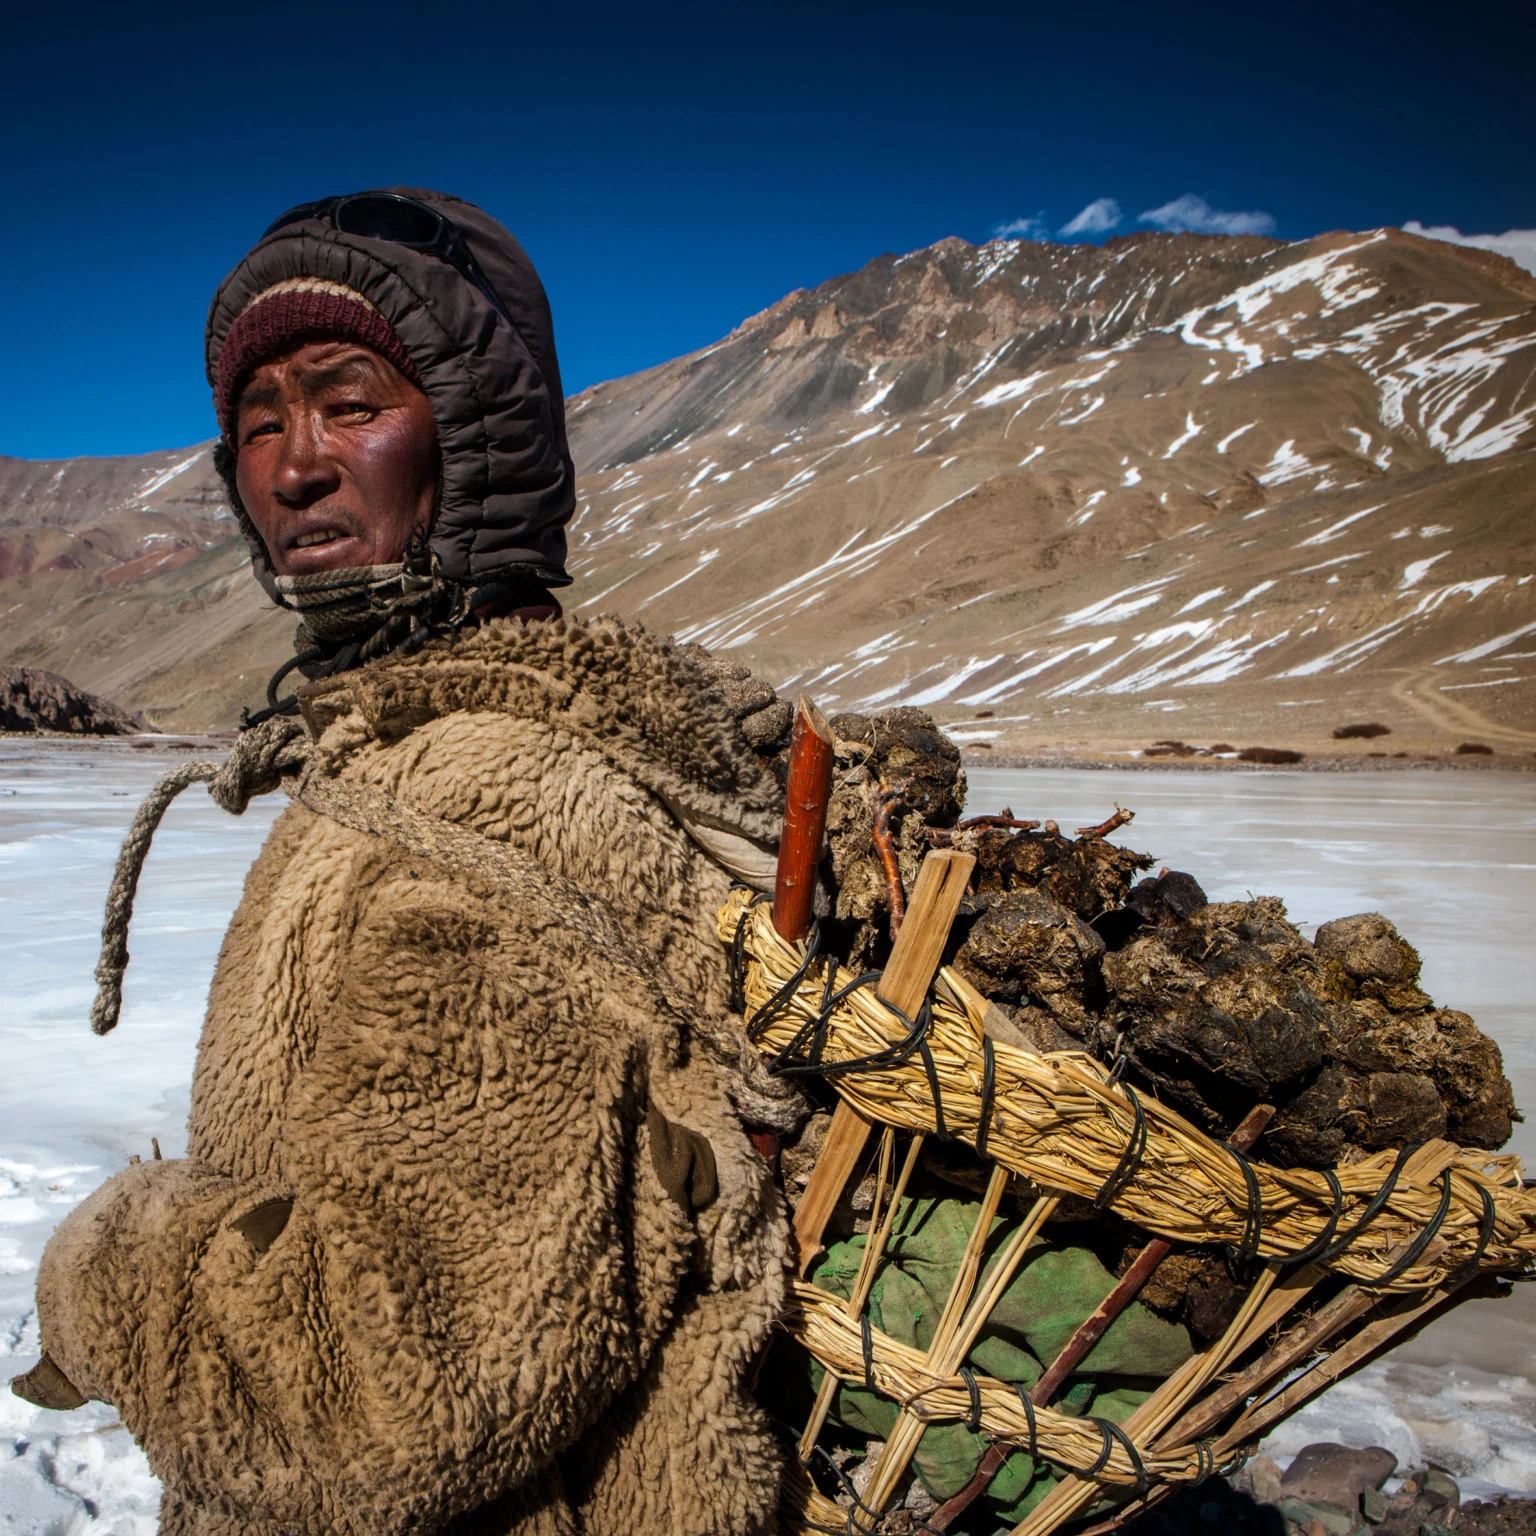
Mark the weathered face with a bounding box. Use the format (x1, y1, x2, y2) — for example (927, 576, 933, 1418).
(233, 341, 440, 576)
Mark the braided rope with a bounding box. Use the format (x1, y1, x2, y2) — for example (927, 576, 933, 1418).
(89, 716, 312, 1035)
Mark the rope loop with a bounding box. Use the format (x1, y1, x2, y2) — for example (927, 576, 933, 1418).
(1227, 1143, 1264, 1264)
(1313, 1142, 1420, 1264)
(1013, 1382, 1039, 1456)
(959, 1365, 983, 1433)
(976, 1035, 997, 1160)
(1286, 1169, 1344, 1264)
(1374, 1168, 1454, 1286)
(1093, 1083, 1147, 1212)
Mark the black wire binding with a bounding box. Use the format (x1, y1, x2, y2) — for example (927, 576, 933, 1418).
(1096, 1418, 1149, 1498)
(769, 985, 936, 1082)
(860, 1311, 875, 1392)
(1449, 1182, 1499, 1284)
(1194, 1440, 1216, 1485)
(976, 1035, 997, 1160)
(1312, 1142, 1421, 1264)
(1085, 1419, 1117, 1477)
(761, 972, 889, 1076)
(918, 1039, 950, 1140)
(728, 891, 771, 1013)
(1227, 1143, 1264, 1263)
(1286, 1169, 1345, 1264)
(1094, 1083, 1148, 1212)
(1373, 1168, 1454, 1286)
(745, 924, 825, 1044)
(1013, 1382, 1039, 1456)
(959, 1365, 983, 1433)
(810, 958, 840, 1068)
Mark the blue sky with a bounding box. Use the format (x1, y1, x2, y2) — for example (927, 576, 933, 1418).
(2, 0, 1531, 460)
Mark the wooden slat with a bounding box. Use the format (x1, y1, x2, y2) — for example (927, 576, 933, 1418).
(792, 848, 976, 1274)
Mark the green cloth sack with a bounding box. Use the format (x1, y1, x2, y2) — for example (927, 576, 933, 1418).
(808, 1193, 1193, 1522)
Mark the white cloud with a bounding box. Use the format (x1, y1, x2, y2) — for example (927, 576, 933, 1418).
(1402, 220, 1536, 277)
(1140, 194, 1276, 236)
(992, 215, 1048, 240)
(1059, 197, 1122, 237)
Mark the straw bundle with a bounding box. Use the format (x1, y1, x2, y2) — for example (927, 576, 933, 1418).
(718, 890, 1536, 1294)
(789, 1281, 1218, 1488)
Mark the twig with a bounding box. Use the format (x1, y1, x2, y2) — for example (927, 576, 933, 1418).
(956, 809, 1043, 833)
(1075, 804, 1134, 840)
(872, 783, 907, 940)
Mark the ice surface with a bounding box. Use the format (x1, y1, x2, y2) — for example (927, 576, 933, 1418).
(1, 740, 282, 1530)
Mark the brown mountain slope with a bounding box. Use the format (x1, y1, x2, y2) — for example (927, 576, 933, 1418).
(560, 227, 1536, 757)
(1, 226, 1533, 751)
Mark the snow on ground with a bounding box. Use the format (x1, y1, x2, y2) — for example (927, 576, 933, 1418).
(1, 741, 281, 1531)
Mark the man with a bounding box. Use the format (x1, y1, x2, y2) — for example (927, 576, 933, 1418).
(17, 189, 795, 1535)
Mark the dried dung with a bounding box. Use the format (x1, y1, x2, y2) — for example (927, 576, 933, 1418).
(727, 686, 1516, 1188)
(1238, 746, 1306, 764)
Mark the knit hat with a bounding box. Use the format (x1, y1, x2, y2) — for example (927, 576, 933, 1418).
(213, 277, 422, 438)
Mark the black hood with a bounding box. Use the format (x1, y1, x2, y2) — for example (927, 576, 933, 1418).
(206, 187, 574, 599)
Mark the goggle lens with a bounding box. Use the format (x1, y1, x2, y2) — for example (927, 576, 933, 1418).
(333, 194, 443, 248)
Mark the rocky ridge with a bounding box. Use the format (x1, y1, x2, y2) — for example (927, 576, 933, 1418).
(1, 227, 1533, 749)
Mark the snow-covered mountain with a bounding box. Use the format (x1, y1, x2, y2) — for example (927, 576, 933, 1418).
(2, 225, 1533, 752)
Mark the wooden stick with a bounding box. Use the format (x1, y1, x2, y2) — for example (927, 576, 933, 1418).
(878, 850, 975, 1016)
(1215, 1282, 1461, 1452)
(773, 696, 835, 944)
(793, 1099, 877, 1276)
(1155, 1281, 1375, 1448)
(859, 1162, 1013, 1519)
(1034, 1105, 1276, 1405)
(792, 849, 976, 1274)
(1007, 1262, 1285, 1536)
(872, 783, 906, 939)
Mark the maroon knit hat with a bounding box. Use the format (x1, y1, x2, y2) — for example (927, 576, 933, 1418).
(214, 277, 422, 437)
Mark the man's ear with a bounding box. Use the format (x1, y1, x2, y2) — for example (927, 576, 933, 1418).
(213, 436, 275, 568)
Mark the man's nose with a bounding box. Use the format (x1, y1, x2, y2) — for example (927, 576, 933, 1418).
(271, 410, 340, 506)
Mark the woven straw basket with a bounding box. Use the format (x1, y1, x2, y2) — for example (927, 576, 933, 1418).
(717, 889, 1536, 1536)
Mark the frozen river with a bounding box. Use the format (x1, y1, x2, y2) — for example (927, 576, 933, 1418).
(1, 741, 1532, 1527)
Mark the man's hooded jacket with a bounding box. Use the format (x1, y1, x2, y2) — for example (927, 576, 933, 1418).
(207, 185, 575, 602)
(23, 192, 792, 1536)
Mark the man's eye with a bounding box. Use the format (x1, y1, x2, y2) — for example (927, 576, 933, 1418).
(242, 420, 280, 445)
(333, 399, 377, 417)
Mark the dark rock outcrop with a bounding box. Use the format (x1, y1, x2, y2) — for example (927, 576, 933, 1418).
(0, 665, 152, 735)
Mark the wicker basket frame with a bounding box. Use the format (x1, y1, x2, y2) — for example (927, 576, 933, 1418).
(718, 892, 1534, 1536)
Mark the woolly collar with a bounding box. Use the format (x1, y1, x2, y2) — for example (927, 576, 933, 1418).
(296, 614, 783, 849)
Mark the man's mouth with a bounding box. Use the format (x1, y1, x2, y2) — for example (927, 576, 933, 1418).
(293, 529, 346, 549)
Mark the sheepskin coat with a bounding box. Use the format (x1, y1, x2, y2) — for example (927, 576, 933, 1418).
(33, 617, 791, 1536)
